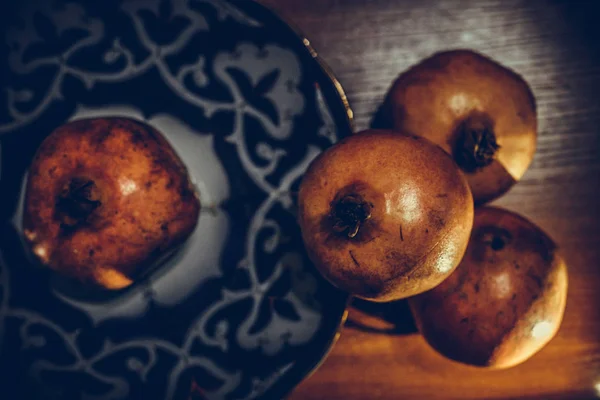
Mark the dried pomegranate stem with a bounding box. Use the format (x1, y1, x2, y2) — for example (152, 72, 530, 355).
(330, 194, 372, 238)
(55, 177, 101, 231)
(454, 117, 500, 172)
(479, 226, 512, 251)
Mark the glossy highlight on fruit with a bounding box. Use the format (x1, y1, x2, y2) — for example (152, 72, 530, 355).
(22, 117, 201, 290)
(408, 207, 568, 369)
(385, 49, 537, 204)
(298, 130, 474, 302)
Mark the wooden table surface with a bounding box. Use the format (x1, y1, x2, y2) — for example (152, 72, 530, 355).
(259, 1, 600, 399)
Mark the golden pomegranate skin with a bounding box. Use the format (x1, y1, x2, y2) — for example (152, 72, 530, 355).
(298, 130, 474, 302)
(23, 117, 200, 290)
(409, 207, 568, 369)
(385, 49, 537, 204)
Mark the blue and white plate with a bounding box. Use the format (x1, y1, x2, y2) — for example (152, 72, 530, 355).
(0, 1, 352, 399)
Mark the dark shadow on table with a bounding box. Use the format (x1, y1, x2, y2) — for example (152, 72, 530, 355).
(369, 102, 393, 131)
(344, 297, 418, 335)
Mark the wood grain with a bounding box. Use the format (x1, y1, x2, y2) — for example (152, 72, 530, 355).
(258, 0, 600, 398)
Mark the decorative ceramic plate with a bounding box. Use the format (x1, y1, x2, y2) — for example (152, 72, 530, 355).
(0, 0, 352, 399)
